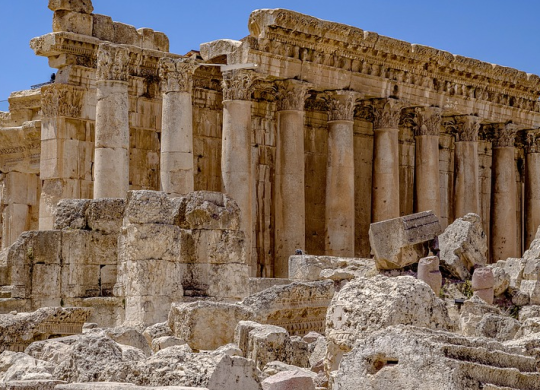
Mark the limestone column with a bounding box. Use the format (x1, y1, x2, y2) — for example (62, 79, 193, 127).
(221, 69, 257, 276)
(414, 107, 442, 217)
(371, 98, 404, 222)
(526, 131, 540, 248)
(490, 123, 519, 261)
(94, 43, 130, 199)
(325, 91, 361, 257)
(158, 57, 199, 196)
(452, 115, 481, 218)
(274, 80, 309, 277)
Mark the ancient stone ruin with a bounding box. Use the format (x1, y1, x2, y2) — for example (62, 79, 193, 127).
(1, 1, 540, 389)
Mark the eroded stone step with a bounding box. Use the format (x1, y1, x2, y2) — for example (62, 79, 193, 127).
(451, 360, 540, 390)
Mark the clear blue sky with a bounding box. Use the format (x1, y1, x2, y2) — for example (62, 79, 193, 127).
(1, 0, 540, 111)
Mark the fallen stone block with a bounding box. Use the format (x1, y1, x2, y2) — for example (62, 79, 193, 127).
(368, 211, 441, 270)
(261, 370, 315, 390)
(288, 255, 375, 282)
(472, 267, 494, 304)
(417, 256, 442, 295)
(0, 380, 66, 390)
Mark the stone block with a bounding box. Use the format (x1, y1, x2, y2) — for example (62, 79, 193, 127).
(113, 22, 141, 46)
(9, 231, 62, 267)
(168, 301, 252, 351)
(124, 191, 183, 225)
(62, 230, 118, 265)
(48, 0, 94, 13)
(61, 262, 100, 298)
(417, 256, 442, 295)
(124, 294, 174, 327)
(487, 263, 510, 296)
(142, 322, 172, 346)
(53, 10, 93, 35)
(63, 297, 124, 328)
(179, 191, 241, 231)
(192, 229, 245, 264)
(261, 370, 316, 390)
(151, 336, 186, 353)
(100, 265, 116, 294)
(288, 255, 376, 282)
(248, 278, 293, 295)
(92, 14, 115, 41)
(54, 199, 90, 230)
(154, 32, 170, 52)
(203, 263, 250, 300)
(520, 280, 540, 305)
(86, 198, 125, 234)
(0, 380, 66, 389)
(137, 28, 156, 50)
(123, 259, 183, 298)
(32, 264, 61, 299)
(369, 211, 441, 270)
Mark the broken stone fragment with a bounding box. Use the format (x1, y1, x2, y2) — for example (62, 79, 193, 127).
(261, 369, 316, 390)
(472, 267, 495, 304)
(48, 0, 94, 14)
(417, 256, 442, 295)
(368, 211, 441, 270)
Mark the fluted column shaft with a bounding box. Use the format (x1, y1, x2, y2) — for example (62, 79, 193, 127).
(159, 58, 199, 196)
(414, 107, 441, 217)
(274, 80, 309, 277)
(325, 91, 360, 257)
(94, 43, 130, 199)
(371, 98, 403, 222)
(525, 132, 540, 248)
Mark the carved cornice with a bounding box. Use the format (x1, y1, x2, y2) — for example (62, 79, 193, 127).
(324, 91, 361, 121)
(221, 69, 258, 101)
(368, 98, 404, 129)
(96, 43, 130, 82)
(526, 130, 540, 154)
(413, 107, 442, 136)
(275, 80, 310, 111)
(41, 84, 84, 118)
(159, 57, 200, 93)
(444, 115, 480, 142)
(491, 122, 518, 148)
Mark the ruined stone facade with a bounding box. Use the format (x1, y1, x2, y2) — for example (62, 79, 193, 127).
(2, 3, 540, 280)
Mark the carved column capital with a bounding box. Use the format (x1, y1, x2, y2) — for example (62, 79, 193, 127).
(492, 122, 519, 148)
(159, 57, 200, 93)
(324, 91, 362, 122)
(526, 130, 540, 153)
(369, 98, 405, 129)
(41, 84, 84, 119)
(221, 69, 258, 101)
(96, 43, 130, 82)
(444, 115, 480, 142)
(413, 107, 442, 136)
(275, 80, 311, 111)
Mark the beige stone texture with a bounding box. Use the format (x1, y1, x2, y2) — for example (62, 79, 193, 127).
(417, 256, 442, 295)
(261, 370, 315, 390)
(288, 255, 376, 282)
(48, 0, 93, 13)
(92, 14, 114, 41)
(369, 211, 441, 270)
(53, 11, 93, 35)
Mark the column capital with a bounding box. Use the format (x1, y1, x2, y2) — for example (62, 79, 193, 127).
(444, 115, 480, 142)
(492, 122, 519, 148)
(369, 98, 405, 129)
(324, 90, 362, 122)
(159, 57, 200, 93)
(275, 79, 311, 111)
(96, 43, 130, 82)
(526, 130, 540, 153)
(413, 106, 442, 136)
(221, 69, 258, 101)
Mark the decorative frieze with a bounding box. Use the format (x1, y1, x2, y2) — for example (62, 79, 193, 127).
(445, 115, 481, 142)
(526, 130, 540, 154)
(369, 98, 404, 129)
(221, 69, 258, 101)
(275, 80, 310, 111)
(492, 122, 518, 148)
(96, 43, 130, 82)
(41, 84, 84, 118)
(325, 91, 361, 122)
(159, 57, 200, 93)
(414, 107, 442, 137)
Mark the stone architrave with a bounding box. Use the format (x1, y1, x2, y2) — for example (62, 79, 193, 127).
(159, 57, 200, 196)
(450, 115, 481, 218)
(525, 131, 540, 249)
(93, 43, 130, 199)
(221, 69, 257, 276)
(370, 98, 404, 223)
(490, 123, 518, 261)
(274, 80, 309, 277)
(324, 91, 361, 257)
(368, 210, 442, 270)
(414, 107, 441, 218)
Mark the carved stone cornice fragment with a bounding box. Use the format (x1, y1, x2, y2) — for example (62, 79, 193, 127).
(526, 130, 540, 153)
(444, 115, 480, 142)
(275, 80, 311, 111)
(324, 91, 362, 122)
(159, 57, 200, 93)
(41, 84, 84, 119)
(221, 69, 258, 101)
(491, 122, 519, 148)
(96, 43, 130, 82)
(413, 107, 442, 137)
(369, 98, 405, 129)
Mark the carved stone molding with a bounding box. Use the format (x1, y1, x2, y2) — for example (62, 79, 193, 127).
(526, 130, 540, 153)
(221, 69, 258, 101)
(41, 84, 84, 119)
(275, 80, 310, 111)
(159, 57, 200, 93)
(414, 107, 442, 136)
(444, 115, 480, 142)
(324, 91, 362, 122)
(492, 122, 518, 148)
(369, 98, 404, 129)
(96, 43, 130, 82)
